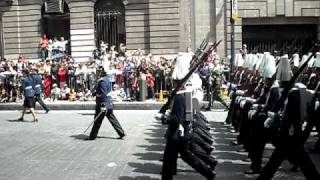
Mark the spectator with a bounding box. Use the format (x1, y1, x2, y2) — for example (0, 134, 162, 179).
(52, 37, 59, 56)
(100, 40, 107, 54)
(87, 63, 96, 91)
(47, 39, 53, 59)
(61, 84, 70, 100)
(146, 69, 155, 99)
(58, 37, 69, 55)
(58, 63, 68, 88)
(69, 89, 77, 101)
(39, 34, 48, 60)
(130, 71, 138, 101)
(43, 72, 51, 99)
(51, 83, 61, 102)
(0, 88, 9, 103)
(109, 45, 118, 61)
(51, 60, 59, 85)
(83, 88, 93, 101)
(67, 61, 76, 90)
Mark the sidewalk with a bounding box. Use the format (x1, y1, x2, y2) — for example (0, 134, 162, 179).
(0, 100, 226, 111)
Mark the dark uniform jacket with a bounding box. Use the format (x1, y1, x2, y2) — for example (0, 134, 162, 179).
(95, 76, 113, 109)
(21, 76, 35, 97)
(32, 74, 43, 95)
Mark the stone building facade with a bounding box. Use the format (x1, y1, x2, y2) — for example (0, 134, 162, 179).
(0, 0, 319, 61)
(222, 0, 320, 56)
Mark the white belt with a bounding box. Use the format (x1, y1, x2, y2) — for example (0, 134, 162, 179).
(25, 86, 32, 90)
(35, 84, 41, 87)
(96, 94, 111, 97)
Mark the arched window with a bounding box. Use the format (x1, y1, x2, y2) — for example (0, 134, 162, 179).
(41, 0, 70, 55)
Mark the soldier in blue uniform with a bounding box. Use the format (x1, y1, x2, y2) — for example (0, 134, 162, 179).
(161, 80, 216, 180)
(32, 69, 50, 113)
(88, 69, 125, 140)
(18, 69, 38, 122)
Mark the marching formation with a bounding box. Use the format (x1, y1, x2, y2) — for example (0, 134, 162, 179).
(225, 46, 320, 179)
(12, 37, 320, 180)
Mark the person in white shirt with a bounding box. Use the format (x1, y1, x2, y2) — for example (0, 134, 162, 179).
(58, 37, 69, 54)
(47, 39, 53, 59)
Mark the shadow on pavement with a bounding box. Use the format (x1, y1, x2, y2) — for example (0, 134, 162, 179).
(209, 121, 254, 180)
(70, 134, 120, 141)
(119, 176, 159, 180)
(119, 120, 165, 179)
(7, 119, 35, 123)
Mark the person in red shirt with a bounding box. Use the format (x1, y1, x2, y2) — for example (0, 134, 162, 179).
(58, 64, 68, 89)
(39, 34, 48, 61)
(43, 73, 52, 99)
(146, 69, 155, 99)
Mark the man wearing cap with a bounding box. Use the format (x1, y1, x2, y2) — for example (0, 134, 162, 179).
(32, 69, 50, 113)
(18, 69, 38, 122)
(88, 68, 126, 140)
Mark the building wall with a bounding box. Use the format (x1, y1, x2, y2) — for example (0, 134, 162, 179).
(0, 0, 182, 61)
(0, 0, 42, 59)
(125, 0, 180, 55)
(192, 0, 215, 49)
(223, 0, 320, 57)
(68, 0, 95, 62)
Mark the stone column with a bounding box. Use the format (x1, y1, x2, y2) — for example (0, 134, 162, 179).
(179, 0, 192, 52)
(69, 0, 95, 62)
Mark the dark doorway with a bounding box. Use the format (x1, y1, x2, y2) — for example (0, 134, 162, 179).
(95, 0, 126, 51)
(41, 1, 70, 54)
(242, 24, 317, 55)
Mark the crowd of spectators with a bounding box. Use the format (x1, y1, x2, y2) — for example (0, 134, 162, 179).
(0, 35, 230, 104)
(0, 44, 176, 103)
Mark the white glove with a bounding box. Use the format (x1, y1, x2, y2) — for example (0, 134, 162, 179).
(315, 100, 319, 111)
(264, 112, 275, 128)
(240, 100, 246, 109)
(264, 117, 273, 128)
(248, 110, 257, 120)
(179, 124, 185, 137)
(236, 90, 244, 96)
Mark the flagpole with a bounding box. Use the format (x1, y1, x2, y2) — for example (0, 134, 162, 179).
(229, 0, 235, 94)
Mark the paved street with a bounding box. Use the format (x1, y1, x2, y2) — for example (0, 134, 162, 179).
(0, 110, 318, 180)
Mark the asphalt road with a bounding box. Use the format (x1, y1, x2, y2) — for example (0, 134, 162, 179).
(0, 110, 316, 180)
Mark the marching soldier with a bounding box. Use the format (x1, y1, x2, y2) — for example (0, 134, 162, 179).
(32, 68, 50, 113)
(18, 69, 38, 122)
(88, 68, 126, 140)
(245, 52, 281, 174)
(161, 79, 216, 180)
(257, 87, 320, 180)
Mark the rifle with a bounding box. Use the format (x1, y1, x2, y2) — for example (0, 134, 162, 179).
(159, 39, 222, 114)
(271, 41, 320, 113)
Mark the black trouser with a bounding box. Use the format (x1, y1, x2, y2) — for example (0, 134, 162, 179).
(34, 94, 49, 111)
(257, 138, 320, 180)
(161, 139, 215, 180)
(190, 141, 217, 169)
(194, 128, 213, 145)
(302, 118, 320, 151)
(247, 113, 268, 171)
(226, 94, 237, 124)
(192, 133, 214, 154)
(89, 107, 125, 140)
